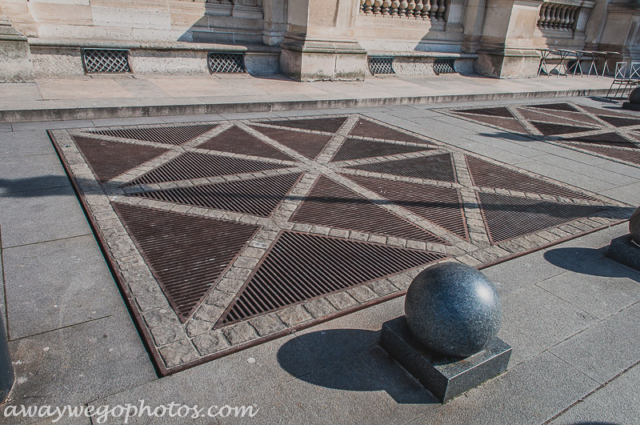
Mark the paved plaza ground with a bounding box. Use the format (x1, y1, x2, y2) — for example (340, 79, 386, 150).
(1, 73, 640, 424)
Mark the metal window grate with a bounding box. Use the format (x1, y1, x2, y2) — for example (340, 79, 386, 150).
(82, 49, 130, 74)
(434, 58, 456, 75)
(208, 52, 246, 73)
(369, 57, 395, 75)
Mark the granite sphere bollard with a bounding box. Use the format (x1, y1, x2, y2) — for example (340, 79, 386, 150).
(405, 262, 502, 358)
(630, 206, 640, 244)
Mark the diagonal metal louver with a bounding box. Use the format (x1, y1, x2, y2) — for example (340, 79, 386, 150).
(208, 53, 246, 73)
(82, 49, 131, 74)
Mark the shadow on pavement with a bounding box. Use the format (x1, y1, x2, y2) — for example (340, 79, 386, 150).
(544, 247, 640, 282)
(277, 329, 438, 405)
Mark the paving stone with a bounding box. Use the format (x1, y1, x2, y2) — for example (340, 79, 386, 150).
(158, 340, 200, 368)
(150, 324, 185, 346)
(223, 322, 259, 345)
(550, 302, 640, 384)
(498, 285, 598, 366)
(192, 330, 231, 356)
(186, 319, 214, 338)
(249, 314, 287, 336)
(8, 315, 156, 407)
(368, 279, 399, 296)
(413, 351, 598, 425)
(304, 298, 337, 318)
(347, 285, 378, 303)
(325, 292, 359, 310)
(537, 258, 640, 319)
(0, 186, 91, 248)
(0, 154, 71, 195)
(550, 363, 640, 425)
(0, 130, 56, 158)
(277, 305, 313, 327)
(193, 304, 224, 323)
(3, 236, 126, 339)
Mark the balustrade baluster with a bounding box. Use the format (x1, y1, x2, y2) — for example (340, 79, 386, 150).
(399, 0, 408, 17)
(382, 0, 392, 15)
(414, 0, 424, 19)
(390, 0, 400, 16)
(436, 0, 445, 21)
(373, 0, 383, 14)
(407, 0, 416, 17)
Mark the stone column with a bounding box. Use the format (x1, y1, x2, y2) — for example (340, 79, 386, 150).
(263, 0, 288, 46)
(279, 0, 368, 81)
(474, 0, 542, 78)
(598, 1, 640, 63)
(462, 0, 488, 52)
(584, 0, 609, 51)
(0, 3, 32, 82)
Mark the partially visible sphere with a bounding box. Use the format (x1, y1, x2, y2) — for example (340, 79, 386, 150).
(630, 206, 640, 244)
(630, 88, 640, 104)
(405, 263, 502, 358)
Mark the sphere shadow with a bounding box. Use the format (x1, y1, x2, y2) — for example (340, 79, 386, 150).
(544, 247, 640, 282)
(276, 329, 438, 405)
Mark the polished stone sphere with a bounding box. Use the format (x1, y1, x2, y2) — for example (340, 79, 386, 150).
(630, 206, 640, 244)
(405, 262, 502, 358)
(630, 88, 640, 104)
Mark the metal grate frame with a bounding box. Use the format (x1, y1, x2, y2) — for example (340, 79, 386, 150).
(434, 58, 456, 75)
(82, 49, 131, 74)
(369, 57, 395, 75)
(208, 52, 246, 73)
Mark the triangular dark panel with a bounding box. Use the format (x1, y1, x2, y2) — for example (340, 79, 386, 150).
(597, 115, 640, 128)
(344, 174, 468, 240)
(217, 231, 447, 326)
(331, 138, 431, 162)
(580, 105, 640, 119)
(127, 152, 288, 186)
(263, 117, 347, 133)
(523, 108, 602, 126)
(197, 126, 293, 161)
(349, 119, 430, 144)
(527, 103, 578, 112)
(90, 124, 217, 145)
(349, 153, 456, 182)
(250, 125, 333, 159)
(290, 176, 446, 243)
(478, 192, 606, 243)
(563, 132, 639, 149)
(129, 172, 303, 217)
(568, 144, 640, 166)
(112, 203, 260, 321)
(531, 121, 595, 136)
(456, 107, 514, 118)
(466, 156, 597, 201)
(457, 113, 529, 134)
(72, 135, 169, 183)
(516, 108, 583, 126)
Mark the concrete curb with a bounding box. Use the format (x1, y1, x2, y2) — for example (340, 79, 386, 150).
(1, 88, 609, 123)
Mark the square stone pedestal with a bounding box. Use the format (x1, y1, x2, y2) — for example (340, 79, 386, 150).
(380, 316, 511, 403)
(608, 235, 640, 271)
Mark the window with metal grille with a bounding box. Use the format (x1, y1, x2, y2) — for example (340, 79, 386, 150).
(208, 53, 246, 73)
(82, 49, 131, 74)
(434, 59, 456, 75)
(369, 57, 395, 75)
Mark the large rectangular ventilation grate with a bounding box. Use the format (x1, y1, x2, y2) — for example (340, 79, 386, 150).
(208, 52, 246, 73)
(82, 49, 130, 74)
(434, 58, 456, 75)
(369, 57, 395, 75)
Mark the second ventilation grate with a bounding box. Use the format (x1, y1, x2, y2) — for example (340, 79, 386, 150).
(208, 52, 246, 73)
(82, 49, 131, 74)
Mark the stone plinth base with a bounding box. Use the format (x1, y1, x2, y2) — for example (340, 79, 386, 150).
(608, 235, 640, 271)
(0, 18, 32, 82)
(380, 316, 511, 403)
(475, 48, 540, 79)
(280, 34, 367, 82)
(622, 102, 640, 111)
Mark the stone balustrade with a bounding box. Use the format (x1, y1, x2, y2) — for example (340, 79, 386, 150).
(359, 0, 447, 21)
(537, 2, 581, 32)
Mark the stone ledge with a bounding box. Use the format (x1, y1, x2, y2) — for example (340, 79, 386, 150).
(27, 37, 281, 54)
(367, 51, 478, 59)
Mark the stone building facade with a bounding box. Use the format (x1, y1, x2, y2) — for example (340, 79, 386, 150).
(0, 0, 639, 82)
